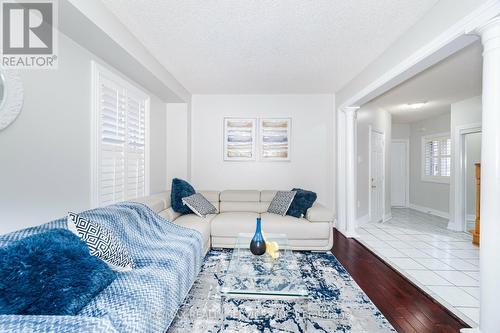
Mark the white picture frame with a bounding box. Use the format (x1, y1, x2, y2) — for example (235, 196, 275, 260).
(223, 117, 257, 161)
(259, 118, 291, 161)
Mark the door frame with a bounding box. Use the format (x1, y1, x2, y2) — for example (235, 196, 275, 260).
(451, 123, 482, 232)
(391, 139, 410, 208)
(368, 126, 386, 223)
(335, 2, 498, 237)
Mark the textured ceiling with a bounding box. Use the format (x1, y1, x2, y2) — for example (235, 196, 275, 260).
(367, 41, 482, 124)
(100, 0, 439, 94)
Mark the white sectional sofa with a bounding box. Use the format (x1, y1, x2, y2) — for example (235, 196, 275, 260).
(133, 190, 334, 253)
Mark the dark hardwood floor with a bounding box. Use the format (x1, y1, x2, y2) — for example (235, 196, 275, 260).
(331, 229, 469, 333)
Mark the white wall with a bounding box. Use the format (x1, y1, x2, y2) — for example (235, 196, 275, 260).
(149, 98, 168, 194)
(0, 32, 168, 234)
(409, 112, 451, 215)
(392, 123, 410, 140)
(356, 106, 392, 221)
(190, 94, 335, 209)
(166, 103, 189, 188)
(451, 96, 482, 127)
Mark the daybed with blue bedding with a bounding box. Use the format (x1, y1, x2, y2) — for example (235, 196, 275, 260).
(0, 202, 204, 333)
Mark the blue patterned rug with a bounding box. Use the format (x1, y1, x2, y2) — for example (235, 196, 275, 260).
(168, 250, 394, 332)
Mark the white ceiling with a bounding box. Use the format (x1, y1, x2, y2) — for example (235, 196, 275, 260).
(101, 0, 439, 94)
(366, 41, 483, 123)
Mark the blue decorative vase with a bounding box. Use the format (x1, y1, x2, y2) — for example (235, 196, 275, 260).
(250, 217, 266, 256)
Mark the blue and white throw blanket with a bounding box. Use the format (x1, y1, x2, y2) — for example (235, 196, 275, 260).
(0, 202, 204, 333)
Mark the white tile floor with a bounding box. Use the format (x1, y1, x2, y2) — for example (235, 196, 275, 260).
(355, 208, 480, 327)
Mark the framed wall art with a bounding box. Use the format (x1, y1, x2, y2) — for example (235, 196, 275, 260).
(223, 117, 256, 161)
(259, 118, 291, 161)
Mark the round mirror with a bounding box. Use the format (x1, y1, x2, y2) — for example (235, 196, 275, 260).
(0, 69, 23, 131)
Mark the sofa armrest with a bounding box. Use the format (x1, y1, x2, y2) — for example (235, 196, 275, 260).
(306, 203, 334, 222)
(158, 207, 181, 222)
(0, 315, 118, 333)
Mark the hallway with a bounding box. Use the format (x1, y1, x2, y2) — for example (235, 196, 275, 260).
(355, 208, 480, 327)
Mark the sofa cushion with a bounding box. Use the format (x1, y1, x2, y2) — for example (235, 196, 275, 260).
(0, 229, 116, 315)
(199, 190, 220, 212)
(220, 190, 260, 202)
(149, 191, 172, 209)
(211, 212, 260, 237)
(260, 213, 331, 240)
(171, 214, 215, 253)
(306, 203, 334, 222)
(171, 178, 196, 214)
(67, 213, 134, 272)
(287, 188, 317, 218)
(158, 207, 182, 222)
(260, 190, 278, 202)
(267, 191, 296, 216)
(182, 193, 218, 218)
(219, 201, 267, 213)
(198, 190, 220, 203)
(132, 195, 166, 213)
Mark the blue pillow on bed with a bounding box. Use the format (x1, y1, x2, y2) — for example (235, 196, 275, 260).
(0, 229, 116, 315)
(286, 188, 317, 218)
(171, 178, 196, 214)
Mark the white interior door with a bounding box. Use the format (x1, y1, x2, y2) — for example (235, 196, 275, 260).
(391, 141, 407, 207)
(371, 131, 384, 223)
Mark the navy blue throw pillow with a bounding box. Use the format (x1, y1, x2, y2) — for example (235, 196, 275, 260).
(0, 229, 116, 315)
(171, 178, 196, 214)
(286, 188, 317, 218)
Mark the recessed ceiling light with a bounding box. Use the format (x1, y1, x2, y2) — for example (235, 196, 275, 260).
(407, 102, 427, 110)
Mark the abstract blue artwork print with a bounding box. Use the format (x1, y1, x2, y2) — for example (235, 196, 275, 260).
(260, 118, 291, 161)
(223, 118, 257, 161)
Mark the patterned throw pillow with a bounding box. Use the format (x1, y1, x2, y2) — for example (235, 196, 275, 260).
(67, 212, 134, 272)
(182, 193, 217, 218)
(267, 191, 297, 216)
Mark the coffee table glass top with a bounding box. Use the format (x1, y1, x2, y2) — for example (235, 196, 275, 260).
(221, 233, 308, 298)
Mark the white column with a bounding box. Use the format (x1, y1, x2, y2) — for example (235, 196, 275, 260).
(336, 109, 347, 232)
(464, 16, 500, 333)
(343, 107, 358, 237)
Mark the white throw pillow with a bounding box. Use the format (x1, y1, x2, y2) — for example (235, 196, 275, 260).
(267, 191, 296, 216)
(182, 193, 218, 218)
(67, 212, 134, 272)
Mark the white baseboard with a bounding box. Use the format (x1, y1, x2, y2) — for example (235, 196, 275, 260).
(356, 214, 370, 226)
(446, 220, 462, 231)
(383, 212, 392, 222)
(409, 203, 449, 219)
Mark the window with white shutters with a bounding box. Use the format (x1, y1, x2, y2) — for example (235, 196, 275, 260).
(422, 134, 451, 183)
(91, 62, 150, 207)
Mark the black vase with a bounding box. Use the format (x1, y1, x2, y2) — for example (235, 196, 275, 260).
(250, 217, 266, 255)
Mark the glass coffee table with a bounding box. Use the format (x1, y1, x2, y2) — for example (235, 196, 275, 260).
(220, 233, 309, 329)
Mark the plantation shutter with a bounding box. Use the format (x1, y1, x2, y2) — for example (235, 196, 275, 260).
(423, 136, 451, 178)
(126, 94, 146, 200)
(95, 65, 149, 207)
(440, 137, 451, 177)
(98, 76, 126, 206)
